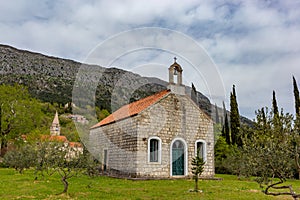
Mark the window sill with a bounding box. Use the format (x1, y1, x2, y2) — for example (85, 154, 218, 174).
(148, 162, 162, 165)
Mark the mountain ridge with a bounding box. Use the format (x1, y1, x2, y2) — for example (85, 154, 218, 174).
(0, 44, 252, 125)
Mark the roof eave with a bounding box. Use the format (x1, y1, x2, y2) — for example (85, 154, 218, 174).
(90, 113, 139, 129)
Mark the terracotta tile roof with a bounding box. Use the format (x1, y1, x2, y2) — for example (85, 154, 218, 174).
(69, 142, 82, 148)
(91, 90, 170, 129)
(41, 135, 68, 143)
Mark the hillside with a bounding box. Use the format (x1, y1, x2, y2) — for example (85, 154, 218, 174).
(0, 44, 251, 125)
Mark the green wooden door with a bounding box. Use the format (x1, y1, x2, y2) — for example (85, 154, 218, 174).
(172, 140, 184, 175)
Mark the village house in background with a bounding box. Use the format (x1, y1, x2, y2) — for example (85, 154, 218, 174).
(64, 102, 89, 124)
(20, 111, 83, 155)
(67, 114, 89, 124)
(90, 59, 214, 178)
(42, 112, 83, 154)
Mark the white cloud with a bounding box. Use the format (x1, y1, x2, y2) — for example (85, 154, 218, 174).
(1, 0, 300, 119)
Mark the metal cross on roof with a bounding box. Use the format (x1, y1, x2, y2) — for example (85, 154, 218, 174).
(174, 57, 177, 62)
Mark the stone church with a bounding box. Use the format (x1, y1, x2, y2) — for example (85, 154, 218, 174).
(90, 60, 214, 178)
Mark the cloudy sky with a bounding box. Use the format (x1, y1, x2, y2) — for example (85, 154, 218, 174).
(1, 0, 300, 119)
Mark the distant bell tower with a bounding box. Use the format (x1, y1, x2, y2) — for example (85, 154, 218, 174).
(50, 111, 60, 136)
(167, 57, 185, 95)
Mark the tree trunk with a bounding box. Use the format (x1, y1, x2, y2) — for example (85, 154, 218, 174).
(61, 176, 68, 194)
(295, 145, 300, 180)
(0, 105, 1, 135)
(194, 176, 199, 191)
(0, 139, 7, 157)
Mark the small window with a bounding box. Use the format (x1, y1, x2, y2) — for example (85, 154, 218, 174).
(197, 142, 204, 159)
(150, 139, 158, 162)
(148, 137, 161, 163)
(195, 140, 206, 161)
(103, 150, 108, 171)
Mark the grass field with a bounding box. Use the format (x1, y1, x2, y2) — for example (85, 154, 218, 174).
(0, 168, 299, 200)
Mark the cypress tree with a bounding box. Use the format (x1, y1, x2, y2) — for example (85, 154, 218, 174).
(261, 107, 267, 126)
(0, 105, 1, 133)
(293, 76, 300, 117)
(272, 90, 279, 116)
(222, 113, 231, 145)
(222, 101, 226, 125)
(191, 83, 197, 105)
(230, 85, 240, 146)
(215, 103, 220, 124)
(272, 90, 283, 131)
(256, 107, 268, 134)
(293, 76, 300, 135)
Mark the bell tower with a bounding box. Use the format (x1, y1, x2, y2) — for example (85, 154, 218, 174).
(50, 111, 60, 136)
(167, 57, 185, 95)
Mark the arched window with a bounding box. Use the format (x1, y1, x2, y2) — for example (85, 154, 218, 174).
(195, 140, 207, 162)
(148, 136, 161, 163)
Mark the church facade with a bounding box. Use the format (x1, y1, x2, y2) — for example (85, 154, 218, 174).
(90, 60, 214, 178)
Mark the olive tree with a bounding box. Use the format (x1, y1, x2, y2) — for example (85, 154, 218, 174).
(240, 108, 300, 199)
(36, 142, 86, 194)
(3, 144, 36, 173)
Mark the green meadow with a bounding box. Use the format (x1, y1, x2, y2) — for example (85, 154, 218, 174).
(0, 168, 298, 200)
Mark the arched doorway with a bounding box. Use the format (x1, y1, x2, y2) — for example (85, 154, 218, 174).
(171, 139, 187, 176)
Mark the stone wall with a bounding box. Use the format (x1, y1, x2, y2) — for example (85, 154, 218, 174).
(90, 92, 214, 178)
(90, 116, 139, 175)
(136, 93, 214, 178)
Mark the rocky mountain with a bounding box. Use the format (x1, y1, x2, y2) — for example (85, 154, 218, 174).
(0, 44, 252, 125)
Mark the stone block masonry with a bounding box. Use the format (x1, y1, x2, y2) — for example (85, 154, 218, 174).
(90, 92, 214, 178)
